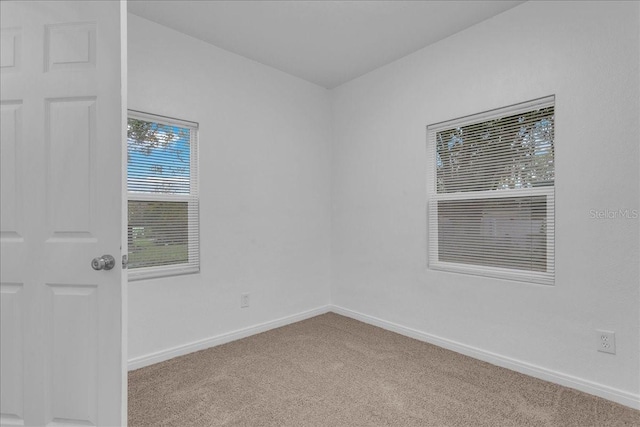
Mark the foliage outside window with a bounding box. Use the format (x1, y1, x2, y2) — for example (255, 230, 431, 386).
(127, 111, 199, 280)
(427, 96, 555, 285)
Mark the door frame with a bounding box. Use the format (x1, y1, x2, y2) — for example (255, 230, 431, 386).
(120, 0, 129, 423)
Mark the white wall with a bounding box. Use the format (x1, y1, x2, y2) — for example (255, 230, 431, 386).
(331, 0, 639, 403)
(127, 14, 332, 364)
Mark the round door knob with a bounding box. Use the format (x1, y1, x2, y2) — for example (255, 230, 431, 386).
(91, 255, 116, 271)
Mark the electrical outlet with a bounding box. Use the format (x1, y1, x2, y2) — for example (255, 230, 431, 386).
(240, 293, 250, 308)
(597, 330, 615, 354)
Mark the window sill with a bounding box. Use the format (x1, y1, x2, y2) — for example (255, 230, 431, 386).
(127, 264, 199, 282)
(428, 261, 554, 286)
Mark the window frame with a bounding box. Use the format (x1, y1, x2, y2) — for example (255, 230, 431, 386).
(127, 110, 200, 281)
(426, 96, 555, 285)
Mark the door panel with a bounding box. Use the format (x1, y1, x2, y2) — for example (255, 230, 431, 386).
(45, 97, 97, 239)
(0, 283, 24, 425)
(0, 101, 23, 241)
(46, 284, 98, 426)
(44, 22, 96, 72)
(0, 28, 21, 72)
(0, 2, 125, 426)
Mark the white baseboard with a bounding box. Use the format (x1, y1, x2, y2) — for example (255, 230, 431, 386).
(331, 305, 640, 410)
(127, 305, 331, 371)
(127, 303, 639, 410)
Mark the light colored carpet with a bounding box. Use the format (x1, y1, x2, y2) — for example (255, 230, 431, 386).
(129, 313, 640, 426)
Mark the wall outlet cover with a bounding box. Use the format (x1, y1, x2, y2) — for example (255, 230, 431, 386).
(596, 330, 615, 354)
(241, 293, 250, 308)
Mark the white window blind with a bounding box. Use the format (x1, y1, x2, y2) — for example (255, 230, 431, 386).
(427, 96, 555, 285)
(127, 111, 199, 281)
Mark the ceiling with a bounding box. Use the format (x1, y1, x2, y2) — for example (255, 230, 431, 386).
(128, 1, 525, 89)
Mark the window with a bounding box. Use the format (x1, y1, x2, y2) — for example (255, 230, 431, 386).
(127, 111, 199, 280)
(427, 96, 555, 285)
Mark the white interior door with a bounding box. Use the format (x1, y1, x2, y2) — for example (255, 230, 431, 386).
(0, 1, 126, 426)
